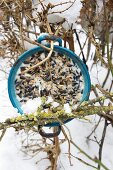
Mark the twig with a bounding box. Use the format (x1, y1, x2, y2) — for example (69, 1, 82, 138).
(53, 127, 61, 170)
(48, 0, 76, 15)
(86, 117, 101, 141)
(22, 40, 54, 74)
(98, 119, 108, 170)
(22, 17, 61, 74)
(109, 81, 113, 92)
(103, 0, 113, 76)
(61, 126, 72, 166)
(22, 28, 40, 36)
(74, 29, 86, 62)
(23, 36, 51, 51)
(49, 1, 73, 9)
(88, 27, 109, 68)
(20, 12, 25, 52)
(71, 155, 97, 169)
(22, 15, 55, 74)
(70, 140, 110, 170)
(96, 84, 113, 102)
(79, 37, 88, 58)
(86, 85, 105, 141)
(102, 70, 110, 88)
(0, 129, 6, 141)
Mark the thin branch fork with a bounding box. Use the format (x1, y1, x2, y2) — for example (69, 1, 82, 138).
(70, 140, 110, 170)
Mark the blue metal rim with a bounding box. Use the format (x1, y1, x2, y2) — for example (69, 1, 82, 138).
(8, 45, 91, 127)
(37, 34, 62, 47)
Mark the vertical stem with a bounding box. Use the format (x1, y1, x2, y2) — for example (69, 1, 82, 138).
(53, 127, 61, 170)
(98, 120, 108, 170)
(103, 0, 113, 76)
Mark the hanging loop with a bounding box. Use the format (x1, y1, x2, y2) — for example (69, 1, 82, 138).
(38, 125, 61, 138)
(37, 34, 62, 47)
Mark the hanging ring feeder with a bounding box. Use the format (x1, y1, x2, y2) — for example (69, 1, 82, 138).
(8, 34, 91, 138)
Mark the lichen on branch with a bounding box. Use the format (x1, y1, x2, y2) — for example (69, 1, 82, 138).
(0, 105, 113, 132)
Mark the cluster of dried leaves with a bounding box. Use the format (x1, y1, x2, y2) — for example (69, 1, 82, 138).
(0, 0, 113, 170)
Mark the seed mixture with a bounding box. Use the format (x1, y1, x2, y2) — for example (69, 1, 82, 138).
(15, 51, 84, 113)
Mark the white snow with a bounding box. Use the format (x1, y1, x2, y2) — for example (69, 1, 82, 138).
(64, 103, 71, 113)
(39, 53, 46, 60)
(43, 108, 49, 113)
(51, 101, 60, 108)
(32, 0, 82, 30)
(35, 78, 44, 94)
(21, 97, 42, 114)
(46, 96, 54, 104)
